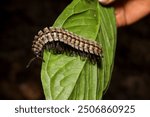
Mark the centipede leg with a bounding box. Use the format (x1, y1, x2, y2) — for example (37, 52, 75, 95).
(55, 42, 64, 54)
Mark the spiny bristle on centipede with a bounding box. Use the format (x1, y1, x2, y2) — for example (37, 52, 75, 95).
(30, 27, 103, 67)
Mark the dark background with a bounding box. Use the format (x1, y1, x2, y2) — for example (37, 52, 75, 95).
(0, 0, 150, 100)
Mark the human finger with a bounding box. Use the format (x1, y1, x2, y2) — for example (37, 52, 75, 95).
(115, 0, 150, 27)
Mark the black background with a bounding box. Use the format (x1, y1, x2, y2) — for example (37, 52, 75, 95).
(0, 0, 150, 99)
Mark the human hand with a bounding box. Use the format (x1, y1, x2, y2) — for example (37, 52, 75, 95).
(99, 0, 150, 27)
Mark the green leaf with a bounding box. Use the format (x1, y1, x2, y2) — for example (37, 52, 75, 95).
(98, 5, 117, 92)
(41, 0, 116, 100)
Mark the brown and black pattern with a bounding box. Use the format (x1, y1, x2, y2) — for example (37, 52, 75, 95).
(30, 27, 102, 66)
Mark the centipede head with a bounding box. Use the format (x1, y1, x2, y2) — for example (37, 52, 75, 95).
(26, 54, 45, 68)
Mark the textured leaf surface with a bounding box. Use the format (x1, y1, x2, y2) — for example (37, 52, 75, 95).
(41, 0, 116, 100)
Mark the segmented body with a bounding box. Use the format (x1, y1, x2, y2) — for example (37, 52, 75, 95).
(32, 27, 102, 63)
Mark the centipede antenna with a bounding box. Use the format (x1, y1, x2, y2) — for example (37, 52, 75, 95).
(26, 56, 45, 68)
(37, 56, 45, 62)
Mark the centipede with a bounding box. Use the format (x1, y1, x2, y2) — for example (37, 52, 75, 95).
(27, 27, 102, 68)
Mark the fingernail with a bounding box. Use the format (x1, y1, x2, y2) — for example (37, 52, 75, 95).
(99, 0, 106, 3)
(99, 0, 114, 5)
(99, 0, 108, 5)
